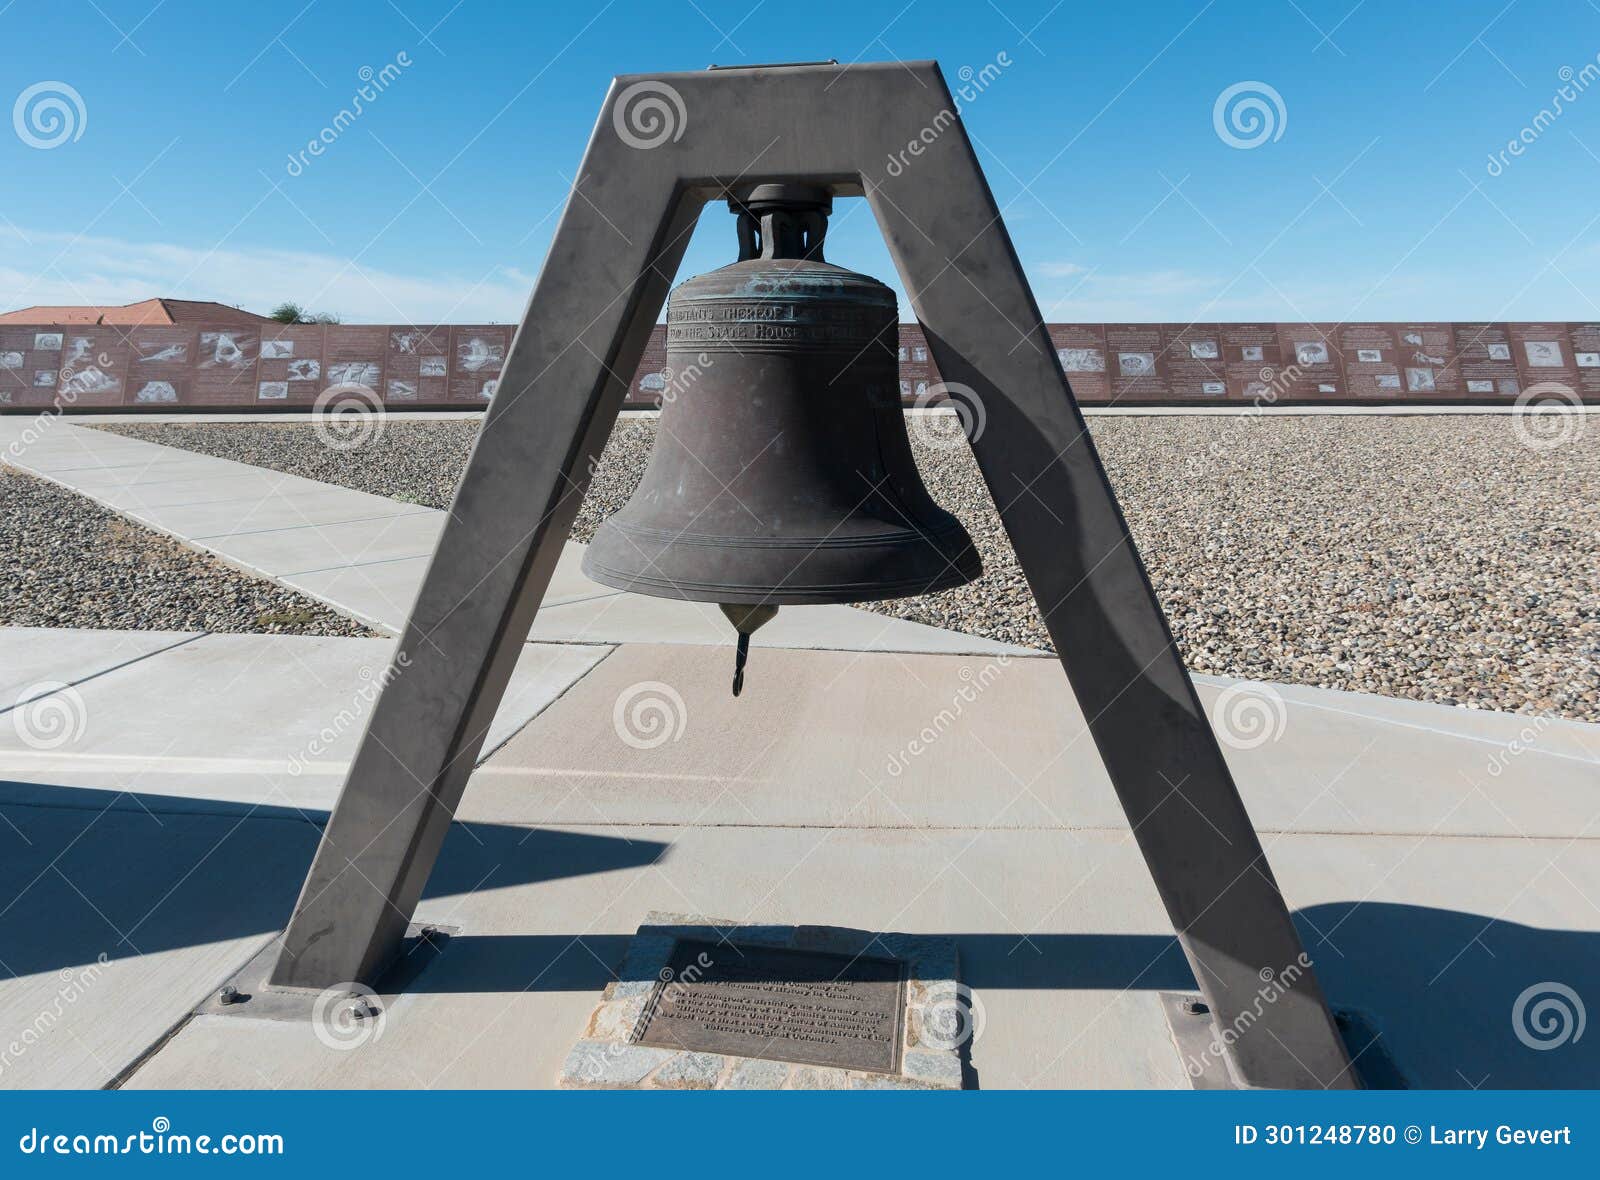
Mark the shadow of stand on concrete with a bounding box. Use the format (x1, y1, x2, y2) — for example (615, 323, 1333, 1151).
(2, 781, 1592, 1089)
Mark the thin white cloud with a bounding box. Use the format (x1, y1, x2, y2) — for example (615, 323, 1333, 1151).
(0, 226, 531, 323)
(1033, 265, 1223, 321)
(0, 226, 1554, 328)
(1032, 264, 1459, 323)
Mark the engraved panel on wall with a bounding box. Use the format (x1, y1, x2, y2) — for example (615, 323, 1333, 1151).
(1510, 322, 1578, 400)
(387, 325, 452, 405)
(0, 327, 73, 408)
(322, 325, 388, 403)
(450, 325, 509, 402)
(126, 327, 196, 406)
(192, 327, 260, 405)
(256, 324, 326, 405)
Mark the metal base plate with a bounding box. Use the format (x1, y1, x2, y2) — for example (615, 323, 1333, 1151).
(197, 924, 457, 1022)
(1162, 992, 1407, 1089)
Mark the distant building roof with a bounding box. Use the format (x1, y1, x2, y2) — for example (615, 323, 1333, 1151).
(0, 298, 274, 326)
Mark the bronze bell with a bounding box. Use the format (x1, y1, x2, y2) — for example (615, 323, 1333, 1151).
(583, 184, 982, 693)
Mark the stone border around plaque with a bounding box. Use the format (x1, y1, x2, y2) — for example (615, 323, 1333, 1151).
(558, 912, 968, 1089)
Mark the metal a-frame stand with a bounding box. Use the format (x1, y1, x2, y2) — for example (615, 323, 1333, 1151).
(266, 61, 1357, 1090)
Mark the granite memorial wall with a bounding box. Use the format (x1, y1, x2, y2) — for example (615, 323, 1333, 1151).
(3, 320, 1596, 410)
(887, 321, 1600, 405)
(0, 323, 511, 410)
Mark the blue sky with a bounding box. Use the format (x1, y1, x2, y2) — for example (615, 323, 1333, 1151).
(2, 0, 1597, 324)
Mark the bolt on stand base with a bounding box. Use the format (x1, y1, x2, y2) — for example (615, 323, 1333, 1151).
(1161, 992, 1407, 1090)
(197, 923, 456, 1023)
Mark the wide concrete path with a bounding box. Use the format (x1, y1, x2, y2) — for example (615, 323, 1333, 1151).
(0, 626, 610, 1088)
(2, 627, 1596, 1089)
(3, 414, 1597, 1092)
(1, 418, 1036, 656)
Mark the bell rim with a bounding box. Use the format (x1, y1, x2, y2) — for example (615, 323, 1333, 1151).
(577, 560, 982, 606)
(582, 508, 983, 604)
(588, 518, 976, 551)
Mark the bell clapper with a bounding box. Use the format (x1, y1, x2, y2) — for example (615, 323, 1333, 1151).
(732, 632, 751, 697)
(719, 604, 779, 697)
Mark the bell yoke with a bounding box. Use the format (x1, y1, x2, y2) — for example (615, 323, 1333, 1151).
(584, 183, 982, 692)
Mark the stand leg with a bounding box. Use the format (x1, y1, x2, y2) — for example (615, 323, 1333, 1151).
(864, 144, 1352, 1090)
(267, 182, 701, 989)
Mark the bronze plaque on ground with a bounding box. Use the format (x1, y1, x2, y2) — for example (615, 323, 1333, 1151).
(632, 938, 906, 1072)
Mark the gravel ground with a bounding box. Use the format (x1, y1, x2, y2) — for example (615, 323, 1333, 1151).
(97, 416, 1600, 720)
(1, 467, 374, 636)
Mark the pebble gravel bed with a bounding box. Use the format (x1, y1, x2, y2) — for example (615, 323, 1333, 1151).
(97, 416, 1600, 720)
(1, 466, 374, 637)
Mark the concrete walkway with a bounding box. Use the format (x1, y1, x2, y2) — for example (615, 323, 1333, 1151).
(1, 623, 1596, 1089)
(1, 417, 1038, 656)
(2, 414, 1597, 1091)
(0, 626, 611, 1088)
